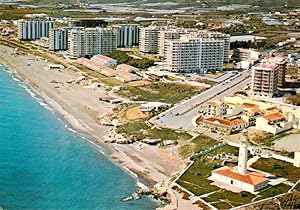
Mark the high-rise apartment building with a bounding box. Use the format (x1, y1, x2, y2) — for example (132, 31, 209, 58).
(97, 27, 118, 55)
(262, 56, 286, 87)
(68, 27, 117, 58)
(199, 38, 225, 72)
(68, 28, 98, 58)
(17, 19, 54, 40)
(114, 24, 139, 48)
(139, 26, 159, 54)
(165, 33, 225, 73)
(197, 31, 230, 62)
(158, 28, 198, 58)
(251, 63, 279, 97)
(49, 28, 69, 51)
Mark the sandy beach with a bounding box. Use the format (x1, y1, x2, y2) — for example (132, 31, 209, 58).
(0, 44, 191, 209)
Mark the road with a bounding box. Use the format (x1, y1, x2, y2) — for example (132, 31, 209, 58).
(149, 70, 251, 131)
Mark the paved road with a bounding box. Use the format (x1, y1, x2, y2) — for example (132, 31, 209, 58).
(149, 70, 251, 131)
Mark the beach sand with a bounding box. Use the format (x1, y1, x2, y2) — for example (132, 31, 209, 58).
(0, 45, 190, 209)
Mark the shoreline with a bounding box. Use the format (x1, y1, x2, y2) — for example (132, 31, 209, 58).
(0, 60, 150, 185)
(0, 44, 187, 209)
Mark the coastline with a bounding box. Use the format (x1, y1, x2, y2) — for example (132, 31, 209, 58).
(0, 45, 186, 209)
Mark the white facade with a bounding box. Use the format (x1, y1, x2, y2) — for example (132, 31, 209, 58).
(251, 63, 279, 97)
(68, 27, 117, 58)
(255, 112, 296, 134)
(49, 28, 69, 51)
(17, 19, 54, 40)
(197, 31, 230, 62)
(165, 33, 225, 73)
(206, 100, 228, 117)
(91, 54, 117, 67)
(97, 28, 118, 55)
(139, 26, 159, 53)
(114, 24, 139, 48)
(211, 171, 268, 193)
(158, 28, 198, 58)
(199, 38, 225, 72)
(239, 48, 260, 61)
(237, 137, 248, 175)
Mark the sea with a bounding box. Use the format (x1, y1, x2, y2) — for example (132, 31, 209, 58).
(0, 65, 159, 209)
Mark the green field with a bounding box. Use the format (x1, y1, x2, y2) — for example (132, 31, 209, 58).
(116, 82, 201, 104)
(251, 158, 300, 183)
(116, 120, 192, 142)
(177, 152, 292, 209)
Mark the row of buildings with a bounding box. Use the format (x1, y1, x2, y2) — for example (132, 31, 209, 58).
(77, 55, 141, 83)
(17, 20, 230, 73)
(17, 19, 54, 40)
(139, 26, 230, 73)
(17, 19, 140, 58)
(202, 96, 300, 135)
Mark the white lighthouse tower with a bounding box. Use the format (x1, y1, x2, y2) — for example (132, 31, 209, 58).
(237, 130, 248, 175)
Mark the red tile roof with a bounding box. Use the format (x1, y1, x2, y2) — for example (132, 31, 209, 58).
(213, 166, 267, 185)
(242, 102, 256, 108)
(263, 112, 285, 122)
(205, 117, 246, 126)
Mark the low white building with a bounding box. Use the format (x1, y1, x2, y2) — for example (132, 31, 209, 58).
(255, 112, 297, 134)
(210, 132, 268, 193)
(239, 48, 260, 61)
(91, 54, 117, 67)
(206, 100, 228, 117)
(116, 71, 141, 83)
(140, 102, 170, 112)
(211, 167, 268, 193)
(116, 64, 139, 73)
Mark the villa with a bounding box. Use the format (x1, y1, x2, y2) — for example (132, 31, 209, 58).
(255, 112, 297, 134)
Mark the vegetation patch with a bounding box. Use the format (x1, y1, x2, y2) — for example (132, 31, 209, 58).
(179, 135, 218, 158)
(176, 146, 292, 208)
(287, 94, 300, 106)
(177, 145, 238, 194)
(109, 50, 154, 69)
(116, 82, 200, 104)
(116, 120, 192, 142)
(251, 158, 300, 183)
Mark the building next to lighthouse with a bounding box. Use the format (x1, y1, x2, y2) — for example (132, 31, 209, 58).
(209, 131, 268, 193)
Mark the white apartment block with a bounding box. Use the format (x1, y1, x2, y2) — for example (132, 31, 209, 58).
(261, 56, 287, 87)
(158, 28, 198, 58)
(239, 48, 260, 61)
(139, 26, 159, 54)
(114, 24, 139, 48)
(197, 31, 230, 62)
(206, 100, 228, 117)
(199, 38, 225, 72)
(166, 33, 225, 73)
(251, 63, 279, 97)
(68, 27, 117, 58)
(49, 28, 69, 51)
(17, 19, 54, 40)
(97, 27, 118, 55)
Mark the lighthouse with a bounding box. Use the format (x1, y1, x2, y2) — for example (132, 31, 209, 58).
(237, 130, 248, 175)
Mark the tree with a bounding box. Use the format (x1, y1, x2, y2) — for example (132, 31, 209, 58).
(232, 48, 241, 62)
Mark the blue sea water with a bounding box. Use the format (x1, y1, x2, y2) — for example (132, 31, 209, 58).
(0, 65, 158, 209)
